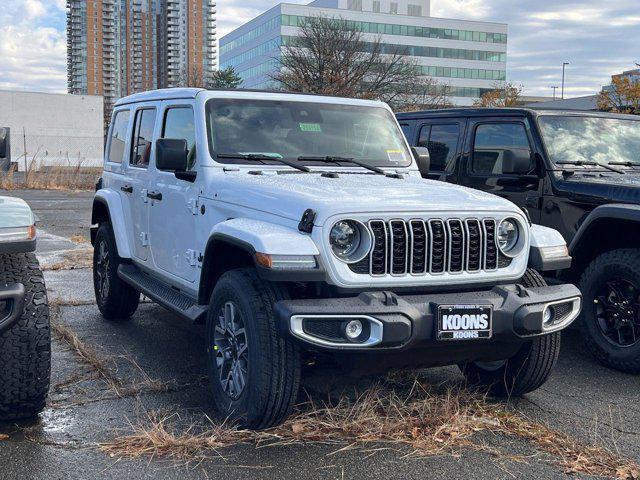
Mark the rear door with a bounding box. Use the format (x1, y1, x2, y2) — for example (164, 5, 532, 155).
(126, 103, 159, 262)
(459, 118, 544, 222)
(414, 119, 465, 181)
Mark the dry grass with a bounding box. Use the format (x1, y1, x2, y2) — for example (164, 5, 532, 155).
(42, 248, 93, 271)
(0, 160, 100, 191)
(100, 376, 640, 479)
(69, 234, 91, 245)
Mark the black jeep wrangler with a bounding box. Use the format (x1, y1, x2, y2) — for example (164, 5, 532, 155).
(397, 108, 640, 373)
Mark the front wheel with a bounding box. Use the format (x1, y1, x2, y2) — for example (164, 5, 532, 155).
(579, 249, 640, 374)
(0, 253, 50, 420)
(206, 269, 300, 429)
(459, 269, 561, 396)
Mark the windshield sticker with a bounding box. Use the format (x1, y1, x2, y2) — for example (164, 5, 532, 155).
(299, 123, 322, 133)
(386, 149, 407, 163)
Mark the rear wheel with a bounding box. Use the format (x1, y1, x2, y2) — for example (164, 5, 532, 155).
(93, 222, 140, 320)
(206, 269, 300, 429)
(459, 269, 561, 396)
(579, 249, 640, 374)
(0, 253, 50, 420)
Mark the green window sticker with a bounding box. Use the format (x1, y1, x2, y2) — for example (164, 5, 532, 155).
(299, 123, 322, 132)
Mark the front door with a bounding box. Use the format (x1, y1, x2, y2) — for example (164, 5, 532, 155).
(126, 105, 158, 262)
(459, 118, 544, 222)
(148, 103, 199, 283)
(415, 120, 465, 181)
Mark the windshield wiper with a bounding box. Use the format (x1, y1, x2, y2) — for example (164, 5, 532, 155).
(556, 160, 624, 174)
(609, 161, 640, 167)
(216, 153, 311, 173)
(297, 155, 386, 175)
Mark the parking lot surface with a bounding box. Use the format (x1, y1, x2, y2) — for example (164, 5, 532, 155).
(1, 189, 639, 479)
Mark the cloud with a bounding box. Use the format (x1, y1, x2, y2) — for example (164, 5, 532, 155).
(24, 0, 46, 19)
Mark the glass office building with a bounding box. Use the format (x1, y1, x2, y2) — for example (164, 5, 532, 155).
(220, 0, 507, 105)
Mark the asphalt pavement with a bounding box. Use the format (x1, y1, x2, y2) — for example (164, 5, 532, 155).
(0, 189, 639, 480)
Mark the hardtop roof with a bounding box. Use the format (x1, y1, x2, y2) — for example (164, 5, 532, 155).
(395, 108, 640, 121)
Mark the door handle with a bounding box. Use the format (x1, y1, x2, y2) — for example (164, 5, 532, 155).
(147, 191, 162, 201)
(120, 185, 133, 193)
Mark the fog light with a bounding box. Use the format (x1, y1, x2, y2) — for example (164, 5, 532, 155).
(543, 306, 554, 325)
(344, 320, 363, 340)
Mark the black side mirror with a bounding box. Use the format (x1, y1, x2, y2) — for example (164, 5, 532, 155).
(156, 138, 188, 172)
(502, 148, 534, 175)
(411, 146, 430, 177)
(0, 127, 9, 159)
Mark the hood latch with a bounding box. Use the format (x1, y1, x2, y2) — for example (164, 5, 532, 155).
(298, 209, 316, 234)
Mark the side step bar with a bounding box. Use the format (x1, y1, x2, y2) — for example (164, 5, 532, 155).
(118, 264, 207, 323)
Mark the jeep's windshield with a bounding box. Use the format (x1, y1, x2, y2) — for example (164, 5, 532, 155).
(205, 99, 412, 168)
(538, 115, 640, 167)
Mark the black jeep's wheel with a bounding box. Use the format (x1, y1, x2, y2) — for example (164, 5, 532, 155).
(579, 249, 640, 374)
(0, 253, 50, 421)
(460, 269, 561, 396)
(206, 269, 300, 429)
(93, 222, 140, 320)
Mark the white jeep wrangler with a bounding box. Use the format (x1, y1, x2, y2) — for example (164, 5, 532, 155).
(91, 88, 582, 429)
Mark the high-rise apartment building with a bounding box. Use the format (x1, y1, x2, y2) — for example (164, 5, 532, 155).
(220, 0, 507, 106)
(67, 0, 217, 125)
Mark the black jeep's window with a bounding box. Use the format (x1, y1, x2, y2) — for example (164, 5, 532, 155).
(418, 124, 460, 171)
(472, 123, 531, 174)
(130, 108, 156, 168)
(400, 123, 412, 140)
(107, 110, 130, 164)
(206, 99, 412, 168)
(163, 107, 196, 170)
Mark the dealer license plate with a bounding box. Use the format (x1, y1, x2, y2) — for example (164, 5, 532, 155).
(437, 305, 493, 341)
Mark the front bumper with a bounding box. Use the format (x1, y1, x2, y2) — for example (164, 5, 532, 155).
(0, 283, 25, 334)
(275, 283, 582, 353)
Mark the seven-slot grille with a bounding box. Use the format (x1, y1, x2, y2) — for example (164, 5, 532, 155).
(352, 218, 503, 276)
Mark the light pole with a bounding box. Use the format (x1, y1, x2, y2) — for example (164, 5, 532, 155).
(550, 86, 558, 100)
(561, 62, 569, 99)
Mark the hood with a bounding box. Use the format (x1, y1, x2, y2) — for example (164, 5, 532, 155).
(0, 196, 35, 228)
(557, 171, 640, 204)
(212, 171, 518, 225)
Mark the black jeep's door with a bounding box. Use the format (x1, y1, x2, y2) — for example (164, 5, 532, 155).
(414, 119, 465, 181)
(458, 117, 544, 222)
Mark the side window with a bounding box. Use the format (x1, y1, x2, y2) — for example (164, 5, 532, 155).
(472, 123, 531, 175)
(130, 108, 157, 168)
(162, 106, 196, 170)
(399, 123, 412, 141)
(107, 110, 130, 164)
(418, 124, 460, 172)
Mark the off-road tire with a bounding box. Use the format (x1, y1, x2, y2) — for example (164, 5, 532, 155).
(206, 269, 300, 429)
(460, 268, 561, 396)
(0, 253, 50, 420)
(93, 222, 140, 320)
(579, 249, 640, 374)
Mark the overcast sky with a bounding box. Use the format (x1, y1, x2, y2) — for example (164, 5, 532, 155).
(0, 0, 638, 98)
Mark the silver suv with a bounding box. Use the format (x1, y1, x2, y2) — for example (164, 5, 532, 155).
(91, 88, 581, 428)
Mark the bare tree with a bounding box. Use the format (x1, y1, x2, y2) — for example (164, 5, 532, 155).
(176, 65, 208, 88)
(597, 76, 640, 115)
(473, 81, 523, 107)
(395, 77, 454, 112)
(271, 16, 435, 105)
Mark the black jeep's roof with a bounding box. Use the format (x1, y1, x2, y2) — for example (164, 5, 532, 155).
(395, 108, 640, 121)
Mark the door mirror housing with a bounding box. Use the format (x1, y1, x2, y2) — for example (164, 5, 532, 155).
(0, 127, 9, 159)
(502, 148, 534, 175)
(411, 146, 430, 177)
(156, 138, 188, 172)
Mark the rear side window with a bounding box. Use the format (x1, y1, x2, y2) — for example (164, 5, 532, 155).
(130, 108, 157, 168)
(472, 123, 531, 175)
(107, 110, 130, 164)
(163, 107, 196, 170)
(399, 123, 412, 140)
(417, 124, 460, 171)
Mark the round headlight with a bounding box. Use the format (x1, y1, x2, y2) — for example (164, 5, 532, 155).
(497, 219, 519, 254)
(329, 220, 371, 263)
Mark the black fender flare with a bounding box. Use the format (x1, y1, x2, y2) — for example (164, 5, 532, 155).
(570, 203, 640, 254)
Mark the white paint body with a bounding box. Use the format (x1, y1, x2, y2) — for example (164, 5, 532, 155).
(98, 88, 567, 297)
